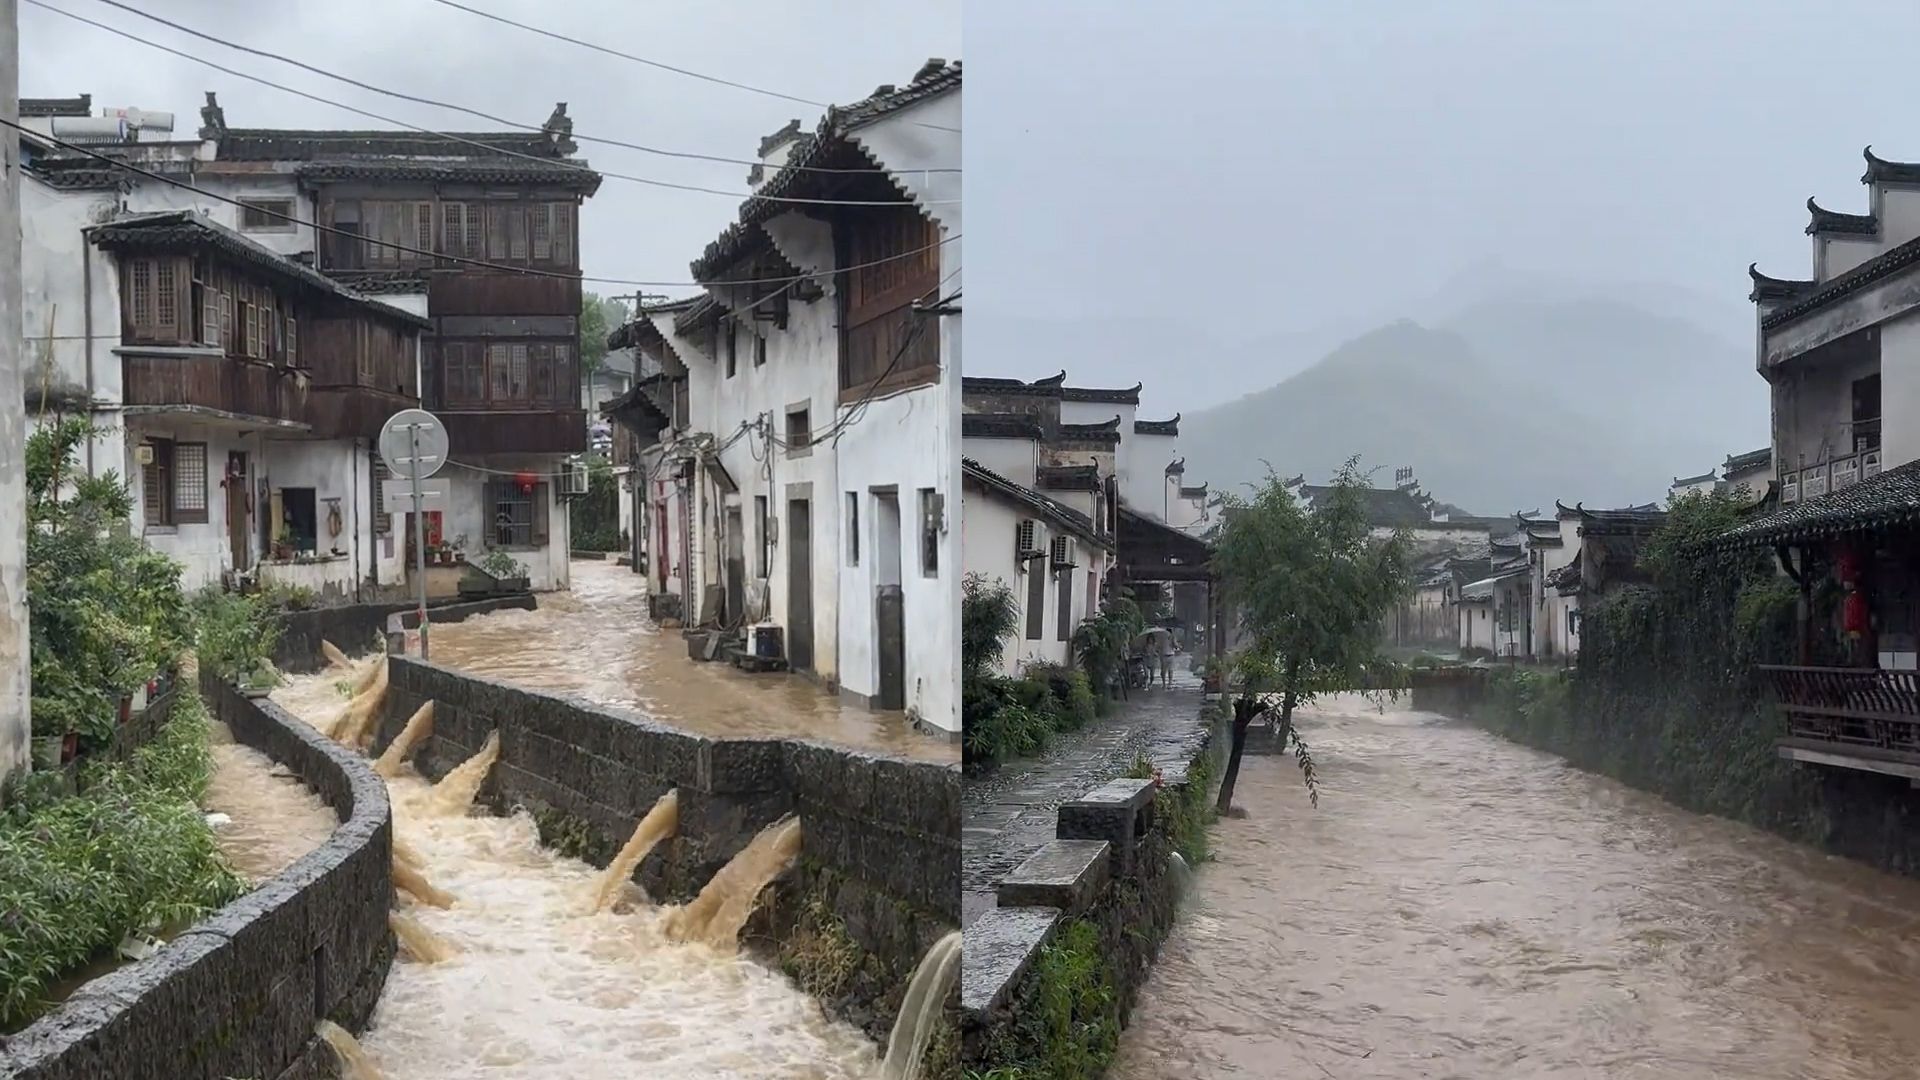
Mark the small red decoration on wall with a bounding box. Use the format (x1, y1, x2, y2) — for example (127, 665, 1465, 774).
(515, 471, 538, 494)
(1844, 589, 1870, 638)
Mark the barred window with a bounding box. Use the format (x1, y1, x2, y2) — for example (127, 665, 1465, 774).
(173, 443, 209, 524)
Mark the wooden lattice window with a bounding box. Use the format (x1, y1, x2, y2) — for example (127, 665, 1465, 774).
(142, 438, 174, 527)
(173, 442, 209, 524)
(839, 208, 941, 393)
(124, 256, 192, 344)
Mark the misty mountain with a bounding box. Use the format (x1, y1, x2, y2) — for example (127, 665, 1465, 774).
(1179, 297, 1768, 515)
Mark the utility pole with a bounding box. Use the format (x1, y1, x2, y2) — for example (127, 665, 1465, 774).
(0, 0, 28, 784)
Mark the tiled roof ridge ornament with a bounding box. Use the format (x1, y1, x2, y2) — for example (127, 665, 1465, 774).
(198, 91, 226, 142)
(1805, 195, 1877, 236)
(542, 102, 577, 157)
(914, 58, 949, 83)
(758, 118, 802, 158)
(1032, 370, 1067, 389)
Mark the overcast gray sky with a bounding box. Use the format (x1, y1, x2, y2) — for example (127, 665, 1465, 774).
(966, 0, 1920, 411)
(21, 0, 960, 298)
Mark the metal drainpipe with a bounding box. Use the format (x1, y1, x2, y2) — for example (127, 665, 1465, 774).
(350, 439, 362, 602)
(80, 238, 93, 474)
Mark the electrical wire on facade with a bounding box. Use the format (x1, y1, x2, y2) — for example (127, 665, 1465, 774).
(85, 0, 958, 178)
(5, 118, 960, 289)
(28, 2, 959, 206)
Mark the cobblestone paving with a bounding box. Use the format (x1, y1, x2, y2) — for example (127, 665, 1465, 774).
(961, 665, 1209, 927)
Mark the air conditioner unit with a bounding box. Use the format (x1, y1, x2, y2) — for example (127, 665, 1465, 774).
(1049, 534, 1075, 569)
(1015, 518, 1046, 563)
(559, 456, 590, 497)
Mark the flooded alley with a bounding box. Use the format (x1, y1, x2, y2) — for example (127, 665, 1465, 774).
(1110, 695, 1920, 1080)
(428, 561, 953, 764)
(271, 669, 882, 1080)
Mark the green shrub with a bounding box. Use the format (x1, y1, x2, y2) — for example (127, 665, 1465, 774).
(975, 919, 1117, 1080)
(190, 588, 283, 686)
(0, 695, 244, 1027)
(27, 420, 191, 750)
(963, 574, 1021, 678)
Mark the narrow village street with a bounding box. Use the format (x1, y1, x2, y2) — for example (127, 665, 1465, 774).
(1109, 694, 1920, 1079)
(960, 663, 1206, 926)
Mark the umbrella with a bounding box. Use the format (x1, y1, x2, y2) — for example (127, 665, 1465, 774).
(1132, 627, 1175, 652)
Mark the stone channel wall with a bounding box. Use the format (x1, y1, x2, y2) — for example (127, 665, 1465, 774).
(372, 656, 959, 1040)
(276, 594, 535, 674)
(0, 675, 393, 1080)
(959, 704, 1220, 1069)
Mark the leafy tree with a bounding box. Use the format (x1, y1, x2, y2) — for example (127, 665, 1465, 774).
(1210, 457, 1413, 812)
(962, 573, 1021, 679)
(580, 291, 632, 377)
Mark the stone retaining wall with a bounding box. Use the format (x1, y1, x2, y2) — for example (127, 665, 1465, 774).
(276, 594, 535, 673)
(1409, 665, 1490, 716)
(373, 656, 959, 1041)
(0, 675, 395, 1080)
(959, 704, 1220, 1069)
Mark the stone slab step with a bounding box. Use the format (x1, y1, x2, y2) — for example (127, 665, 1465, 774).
(996, 838, 1111, 916)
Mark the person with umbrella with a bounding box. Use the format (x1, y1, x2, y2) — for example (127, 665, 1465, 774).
(1134, 626, 1176, 688)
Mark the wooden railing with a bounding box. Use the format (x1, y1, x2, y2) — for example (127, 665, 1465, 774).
(1759, 664, 1920, 754)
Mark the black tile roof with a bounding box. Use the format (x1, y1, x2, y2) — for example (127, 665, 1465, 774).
(671, 295, 725, 337)
(1724, 447, 1772, 474)
(21, 95, 90, 118)
(1038, 463, 1102, 492)
(962, 371, 1065, 398)
(608, 298, 702, 351)
(1055, 417, 1121, 447)
(963, 458, 1107, 548)
(1673, 470, 1719, 487)
(1165, 457, 1186, 476)
(690, 61, 959, 281)
(1299, 484, 1444, 529)
(1761, 228, 1920, 330)
(1806, 196, 1877, 236)
(1177, 483, 1208, 499)
(1545, 552, 1583, 594)
(1060, 383, 1141, 405)
(1747, 263, 1815, 304)
(86, 211, 429, 329)
(325, 272, 429, 296)
(295, 157, 600, 192)
(27, 164, 129, 191)
(1133, 414, 1180, 436)
(217, 128, 566, 161)
(1709, 458, 1920, 550)
(1861, 145, 1920, 185)
(962, 412, 1043, 440)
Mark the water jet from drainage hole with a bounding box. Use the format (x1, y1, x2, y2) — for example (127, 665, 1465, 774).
(880, 929, 962, 1080)
(427, 730, 500, 816)
(664, 814, 803, 948)
(318, 1020, 387, 1080)
(374, 701, 434, 778)
(390, 912, 458, 963)
(589, 788, 680, 914)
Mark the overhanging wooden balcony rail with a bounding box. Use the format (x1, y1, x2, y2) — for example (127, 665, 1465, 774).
(1761, 665, 1920, 773)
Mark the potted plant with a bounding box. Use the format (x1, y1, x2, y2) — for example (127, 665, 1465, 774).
(478, 549, 530, 593)
(271, 530, 295, 562)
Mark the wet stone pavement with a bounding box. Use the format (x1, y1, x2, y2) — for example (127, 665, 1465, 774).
(961, 665, 1208, 926)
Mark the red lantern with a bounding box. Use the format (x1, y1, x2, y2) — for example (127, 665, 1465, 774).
(1835, 543, 1863, 586)
(1844, 589, 1870, 637)
(515, 471, 538, 494)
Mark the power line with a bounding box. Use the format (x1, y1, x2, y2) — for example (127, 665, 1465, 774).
(422, 0, 962, 135)
(26, 0, 956, 207)
(85, 0, 957, 178)
(7, 118, 960, 289)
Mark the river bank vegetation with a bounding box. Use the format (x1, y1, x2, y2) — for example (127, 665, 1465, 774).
(1465, 490, 1827, 843)
(0, 421, 263, 1027)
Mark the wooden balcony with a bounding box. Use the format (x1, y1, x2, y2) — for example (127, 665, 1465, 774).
(1762, 664, 1920, 780)
(121, 349, 310, 430)
(439, 409, 586, 455)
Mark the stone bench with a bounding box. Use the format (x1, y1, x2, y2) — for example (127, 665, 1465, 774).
(959, 906, 1063, 1020)
(996, 838, 1110, 916)
(1056, 776, 1156, 879)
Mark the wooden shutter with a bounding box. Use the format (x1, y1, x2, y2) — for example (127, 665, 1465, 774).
(287, 316, 298, 366)
(142, 439, 174, 526)
(532, 483, 550, 545)
(530, 343, 554, 403)
(201, 285, 219, 347)
(510, 343, 529, 399)
(219, 291, 233, 353)
(551, 202, 573, 267)
(507, 206, 528, 262)
(128, 258, 154, 336)
(488, 204, 512, 260)
(442, 202, 464, 256)
(530, 205, 551, 262)
(154, 259, 179, 337)
(413, 201, 433, 258)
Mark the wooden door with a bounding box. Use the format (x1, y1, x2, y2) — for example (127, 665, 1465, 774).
(787, 497, 814, 672)
(226, 451, 249, 571)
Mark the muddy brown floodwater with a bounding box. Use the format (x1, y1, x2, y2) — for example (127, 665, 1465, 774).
(427, 560, 954, 763)
(1110, 694, 1920, 1080)
(203, 721, 339, 883)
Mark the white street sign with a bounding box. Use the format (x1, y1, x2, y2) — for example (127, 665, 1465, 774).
(382, 478, 449, 511)
(379, 408, 448, 481)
